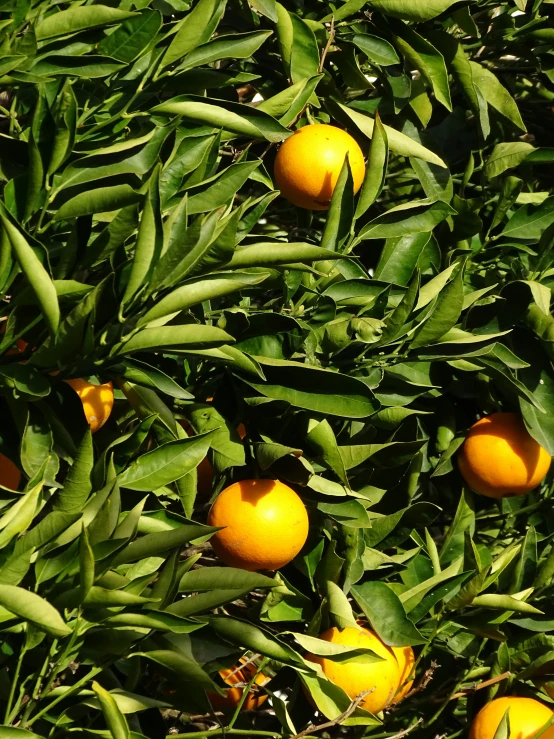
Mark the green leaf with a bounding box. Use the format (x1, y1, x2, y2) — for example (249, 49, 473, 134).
(121, 166, 162, 308)
(98, 10, 162, 63)
(485, 142, 535, 179)
(111, 523, 217, 566)
(54, 431, 93, 513)
(339, 103, 447, 167)
(92, 682, 130, 739)
(245, 358, 378, 417)
(179, 31, 272, 72)
(352, 34, 399, 66)
(151, 96, 291, 143)
(352, 581, 426, 646)
(118, 433, 214, 491)
(469, 62, 526, 131)
(390, 21, 452, 110)
(179, 567, 278, 591)
(161, 0, 225, 68)
(355, 110, 388, 219)
(503, 197, 554, 240)
(0, 210, 59, 337)
(35, 6, 137, 40)
(0, 584, 71, 637)
(367, 0, 473, 21)
(113, 325, 233, 356)
(359, 199, 455, 240)
(53, 185, 141, 221)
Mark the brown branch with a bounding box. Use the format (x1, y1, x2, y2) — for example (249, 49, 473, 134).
(448, 671, 511, 701)
(403, 661, 439, 701)
(290, 688, 373, 739)
(386, 718, 424, 739)
(318, 16, 335, 74)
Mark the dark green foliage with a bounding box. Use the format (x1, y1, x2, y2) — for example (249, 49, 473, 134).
(0, 0, 553, 737)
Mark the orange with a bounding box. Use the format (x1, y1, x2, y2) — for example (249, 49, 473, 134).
(0, 322, 28, 356)
(469, 697, 554, 739)
(274, 124, 365, 210)
(207, 479, 309, 571)
(208, 658, 269, 711)
(65, 379, 114, 433)
(306, 626, 401, 715)
(391, 646, 415, 704)
(0, 453, 20, 490)
(458, 413, 551, 498)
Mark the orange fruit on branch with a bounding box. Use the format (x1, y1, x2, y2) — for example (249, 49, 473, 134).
(391, 645, 415, 704)
(208, 658, 269, 711)
(207, 478, 309, 571)
(469, 696, 554, 739)
(0, 453, 20, 490)
(274, 124, 365, 210)
(458, 413, 551, 498)
(65, 378, 114, 433)
(306, 626, 402, 715)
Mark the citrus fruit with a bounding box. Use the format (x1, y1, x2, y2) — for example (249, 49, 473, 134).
(306, 626, 401, 715)
(391, 646, 415, 704)
(458, 412, 551, 498)
(274, 124, 365, 210)
(207, 478, 309, 571)
(208, 658, 269, 711)
(65, 379, 114, 433)
(0, 322, 28, 356)
(469, 696, 554, 739)
(0, 453, 21, 490)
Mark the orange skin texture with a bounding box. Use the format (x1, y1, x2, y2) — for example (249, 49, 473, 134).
(65, 379, 114, 433)
(469, 697, 554, 739)
(207, 479, 309, 571)
(208, 659, 269, 711)
(306, 627, 401, 715)
(458, 413, 551, 498)
(0, 453, 21, 490)
(391, 645, 415, 704)
(274, 124, 366, 210)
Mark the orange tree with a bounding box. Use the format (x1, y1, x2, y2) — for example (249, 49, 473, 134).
(1, 0, 554, 737)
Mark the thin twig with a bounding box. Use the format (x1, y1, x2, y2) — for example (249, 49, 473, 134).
(387, 719, 424, 739)
(290, 688, 373, 739)
(318, 17, 335, 74)
(403, 661, 439, 701)
(447, 671, 511, 701)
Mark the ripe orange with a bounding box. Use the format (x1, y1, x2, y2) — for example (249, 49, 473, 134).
(0, 453, 20, 490)
(274, 124, 365, 210)
(208, 658, 269, 711)
(65, 379, 114, 433)
(306, 626, 401, 715)
(469, 697, 554, 739)
(207, 479, 309, 571)
(391, 646, 415, 704)
(458, 413, 551, 498)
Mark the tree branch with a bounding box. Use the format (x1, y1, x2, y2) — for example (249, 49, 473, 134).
(290, 688, 373, 739)
(318, 16, 335, 74)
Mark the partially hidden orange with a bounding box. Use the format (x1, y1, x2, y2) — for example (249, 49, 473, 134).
(207, 478, 309, 571)
(469, 697, 554, 739)
(391, 645, 415, 704)
(0, 453, 21, 490)
(65, 379, 114, 433)
(208, 658, 269, 711)
(306, 626, 401, 715)
(274, 124, 365, 210)
(458, 412, 551, 498)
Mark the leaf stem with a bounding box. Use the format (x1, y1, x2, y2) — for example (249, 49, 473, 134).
(5, 646, 26, 724)
(26, 665, 103, 727)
